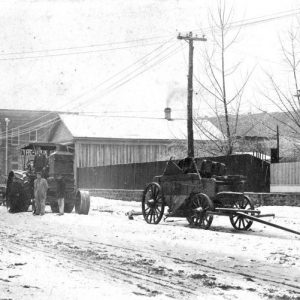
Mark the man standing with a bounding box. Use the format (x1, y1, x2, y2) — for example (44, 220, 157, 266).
(56, 175, 65, 216)
(34, 171, 48, 216)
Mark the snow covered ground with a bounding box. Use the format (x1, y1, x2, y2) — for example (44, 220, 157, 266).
(0, 197, 299, 299)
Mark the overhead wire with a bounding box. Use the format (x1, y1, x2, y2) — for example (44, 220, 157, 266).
(0, 117, 61, 140)
(228, 9, 300, 30)
(0, 40, 174, 61)
(68, 42, 183, 111)
(0, 35, 172, 57)
(1, 8, 298, 62)
(1, 42, 185, 140)
(3, 7, 300, 134)
(191, 7, 300, 35)
(2, 39, 176, 134)
(69, 8, 300, 112)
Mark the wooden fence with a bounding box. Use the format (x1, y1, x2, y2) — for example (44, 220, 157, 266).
(271, 162, 300, 192)
(78, 154, 270, 192)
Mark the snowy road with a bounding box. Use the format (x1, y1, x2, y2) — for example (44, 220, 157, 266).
(0, 197, 300, 299)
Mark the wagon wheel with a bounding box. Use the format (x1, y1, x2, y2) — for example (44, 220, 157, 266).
(186, 193, 214, 230)
(142, 182, 165, 224)
(230, 195, 254, 231)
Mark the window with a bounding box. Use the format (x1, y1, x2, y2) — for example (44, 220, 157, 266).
(11, 128, 19, 145)
(11, 150, 19, 170)
(29, 130, 37, 142)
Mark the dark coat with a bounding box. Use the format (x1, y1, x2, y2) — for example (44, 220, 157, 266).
(34, 153, 47, 172)
(56, 178, 66, 198)
(8, 179, 23, 213)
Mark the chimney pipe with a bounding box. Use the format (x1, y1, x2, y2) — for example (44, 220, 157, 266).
(164, 107, 171, 121)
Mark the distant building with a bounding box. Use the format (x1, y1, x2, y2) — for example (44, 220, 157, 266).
(207, 111, 300, 158)
(0, 109, 58, 174)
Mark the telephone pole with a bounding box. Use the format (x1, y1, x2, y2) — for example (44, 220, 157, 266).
(177, 32, 207, 157)
(5, 118, 10, 175)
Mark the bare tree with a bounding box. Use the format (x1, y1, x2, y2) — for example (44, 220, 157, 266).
(194, 2, 253, 155)
(261, 26, 300, 139)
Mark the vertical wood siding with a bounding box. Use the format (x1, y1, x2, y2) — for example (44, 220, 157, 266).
(271, 162, 300, 185)
(76, 142, 168, 168)
(78, 154, 270, 192)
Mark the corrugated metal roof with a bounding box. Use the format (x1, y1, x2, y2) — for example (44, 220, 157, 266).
(58, 113, 224, 141)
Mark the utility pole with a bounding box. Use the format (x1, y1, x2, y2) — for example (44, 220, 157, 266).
(5, 118, 10, 175)
(177, 32, 207, 157)
(276, 125, 279, 161)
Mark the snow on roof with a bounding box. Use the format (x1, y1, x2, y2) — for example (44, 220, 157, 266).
(58, 113, 224, 141)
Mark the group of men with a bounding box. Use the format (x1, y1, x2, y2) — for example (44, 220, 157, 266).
(6, 147, 66, 215)
(7, 171, 66, 215)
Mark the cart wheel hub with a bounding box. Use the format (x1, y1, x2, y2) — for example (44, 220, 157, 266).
(194, 207, 204, 213)
(147, 199, 155, 207)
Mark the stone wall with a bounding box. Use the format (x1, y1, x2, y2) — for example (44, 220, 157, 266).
(245, 192, 300, 207)
(88, 189, 300, 207)
(88, 189, 143, 202)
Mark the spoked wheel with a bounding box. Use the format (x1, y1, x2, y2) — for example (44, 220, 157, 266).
(230, 195, 254, 230)
(186, 193, 214, 229)
(142, 182, 165, 224)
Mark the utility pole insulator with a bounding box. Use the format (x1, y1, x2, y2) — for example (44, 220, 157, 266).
(177, 31, 207, 158)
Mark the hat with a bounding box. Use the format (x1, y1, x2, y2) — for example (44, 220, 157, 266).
(36, 171, 42, 175)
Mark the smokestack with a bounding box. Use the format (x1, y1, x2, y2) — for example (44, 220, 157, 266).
(164, 107, 171, 121)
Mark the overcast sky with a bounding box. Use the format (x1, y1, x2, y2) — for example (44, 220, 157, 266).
(0, 0, 299, 118)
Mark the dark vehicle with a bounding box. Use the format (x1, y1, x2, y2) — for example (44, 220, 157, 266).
(0, 175, 7, 206)
(141, 157, 300, 235)
(7, 142, 90, 214)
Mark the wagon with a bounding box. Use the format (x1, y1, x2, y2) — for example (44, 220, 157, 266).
(142, 157, 300, 235)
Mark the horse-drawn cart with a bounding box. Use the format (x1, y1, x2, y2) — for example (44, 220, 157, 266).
(142, 158, 300, 235)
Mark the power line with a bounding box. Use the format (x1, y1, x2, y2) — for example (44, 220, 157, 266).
(2, 9, 298, 61)
(0, 40, 173, 61)
(230, 9, 300, 29)
(0, 35, 172, 57)
(63, 41, 179, 111)
(0, 117, 60, 140)
(191, 8, 300, 36)
(1, 44, 183, 138)
(1, 39, 175, 134)
(70, 43, 183, 112)
(4, 8, 299, 133)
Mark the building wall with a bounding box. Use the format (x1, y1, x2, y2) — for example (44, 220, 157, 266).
(75, 141, 169, 168)
(77, 154, 270, 192)
(0, 109, 58, 175)
(271, 162, 300, 192)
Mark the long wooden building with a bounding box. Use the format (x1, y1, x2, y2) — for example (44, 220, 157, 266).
(49, 113, 224, 168)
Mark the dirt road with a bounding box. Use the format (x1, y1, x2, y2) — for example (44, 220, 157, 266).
(0, 198, 299, 299)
